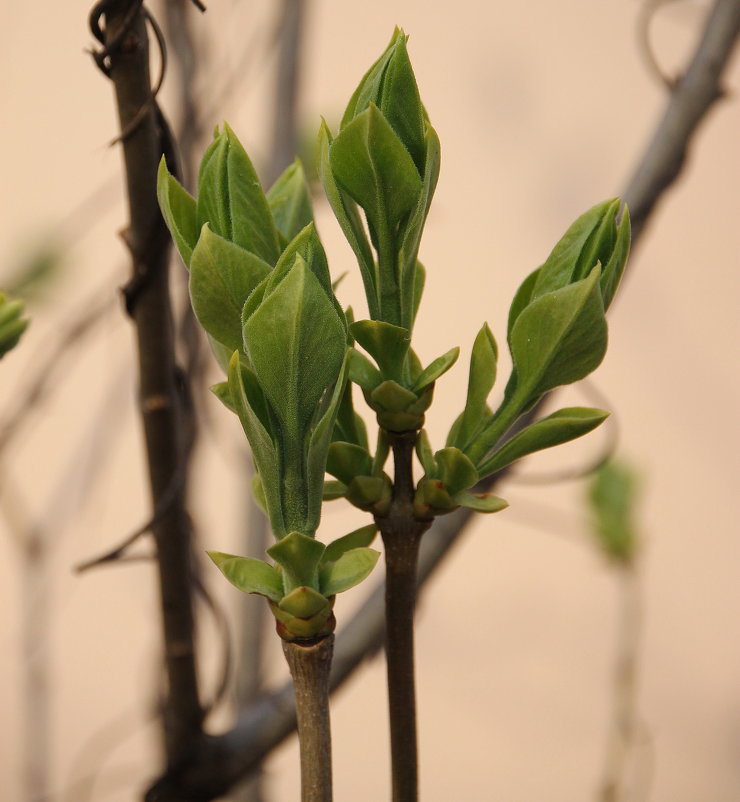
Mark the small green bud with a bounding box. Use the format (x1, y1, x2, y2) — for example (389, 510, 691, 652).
(345, 475, 392, 515)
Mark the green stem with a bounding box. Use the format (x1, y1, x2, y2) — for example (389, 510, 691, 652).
(282, 635, 335, 802)
(377, 430, 432, 802)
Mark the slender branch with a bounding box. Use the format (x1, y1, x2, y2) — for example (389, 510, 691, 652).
(143, 3, 740, 797)
(376, 430, 431, 802)
(623, 0, 740, 241)
(283, 636, 335, 802)
(92, 0, 202, 767)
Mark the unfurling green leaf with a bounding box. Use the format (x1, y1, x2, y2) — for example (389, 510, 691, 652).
(317, 121, 378, 319)
(267, 159, 314, 243)
(476, 407, 610, 478)
(345, 475, 392, 514)
(267, 531, 326, 594)
(157, 158, 198, 267)
(189, 225, 271, 353)
(348, 348, 383, 392)
(333, 381, 370, 450)
(320, 547, 380, 597)
(196, 124, 280, 264)
(326, 442, 373, 485)
(509, 266, 607, 408)
(447, 323, 497, 450)
(508, 199, 630, 336)
(226, 352, 285, 536)
(279, 585, 329, 618)
(207, 552, 283, 603)
(322, 480, 347, 500)
(244, 257, 346, 437)
(323, 524, 378, 564)
(330, 103, 423, 241)
(411, 347, 459, 394)
(433, 448, 479, 497)
(341, 28, 426, 175)
(451, 491, 508, 514)
(351, 320, 410, 383)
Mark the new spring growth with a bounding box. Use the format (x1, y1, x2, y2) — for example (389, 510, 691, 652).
(320, 29, 457, 436)
(413, 200, 630, 519)
(158, 126, 379, 640)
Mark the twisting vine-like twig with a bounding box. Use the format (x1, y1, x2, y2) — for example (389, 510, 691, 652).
(88, 0, 204, 773)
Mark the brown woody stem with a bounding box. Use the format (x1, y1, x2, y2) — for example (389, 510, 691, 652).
(282, 635, 335, 802)
(377, 431, 432, 802)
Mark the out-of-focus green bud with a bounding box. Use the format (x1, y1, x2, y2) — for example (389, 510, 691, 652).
(587, 460, 640, 564)
(0, 292, 29, 359)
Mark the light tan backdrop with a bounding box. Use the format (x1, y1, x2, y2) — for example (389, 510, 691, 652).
(0, 1, 738, 800)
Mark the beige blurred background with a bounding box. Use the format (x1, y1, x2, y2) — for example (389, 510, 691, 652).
(1, 1, 739, 800)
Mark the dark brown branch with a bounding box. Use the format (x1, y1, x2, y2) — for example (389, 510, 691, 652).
(92, 0, 202, 768)
(143, 2, 740, 797)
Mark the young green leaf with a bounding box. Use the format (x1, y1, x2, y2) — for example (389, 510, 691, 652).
(244, 258, 346, 437)
(207, 552, 283, 602)
(509, 267, 608, 408)
(433, 448, 479, 496)
(320, 548, 380, 597)
(227, 352, 285, 537)
(317, 121, 379, 319)
(398, 124, 441, 328)
(323, 524, 378, 564)
(279, 586, 330, 618)
(330, 104, 422, 241)
(326, 441, 374, 485)
(531, 199, 618, 300)
(451, 491, 508, 514)
(305, 351, 350, 533)
(267, 159, 314, 243)
(189, 225, 271, 353)
(196, 124, 281, 265)
(448, 324, 497, 449)
(476, 407, 610, 478)
(411, 347, 459, 394)
(348, 348, 383, 392)
(267, 531, 326, 593)
(157, 158, 198, 267)
(351, 320, 410, 383)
